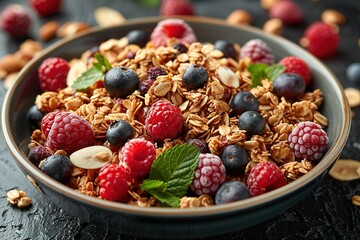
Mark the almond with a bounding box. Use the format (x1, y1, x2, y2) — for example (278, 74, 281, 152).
(226, 9, 252, 25)
(94, 7, 125, 27)
(216, 66, 240, 88)
(321, 9, 346, 26)
(39, 21, 60, 41)
(263, 18, 283, 35)
(0, 54, 25, 74)
(69, 146, 113, 169)
(57, 22, 92, 38)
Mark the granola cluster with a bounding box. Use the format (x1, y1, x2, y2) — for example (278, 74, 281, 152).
(30, 36, 328, 208)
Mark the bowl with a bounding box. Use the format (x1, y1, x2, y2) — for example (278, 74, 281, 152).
(1, 16, 351, 238)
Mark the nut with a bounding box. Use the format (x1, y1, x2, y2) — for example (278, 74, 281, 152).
(67, 60, 88, 87)
(3, 72, 18, 89)
(216, 66, 240, 88)
(329, 159, 360, 181)
(0, 54, 25, 74)
(7, 189, 32, 208)
(39, 21, 60, 41)
(344, 87, 360, 108)
(352, 195, 360, 206)
(18, 39, 42, 60)
(154, 81, 171, 96)
(94, 7, 125, 27)
(69, 145, 113, 169)
(260, 0, 280, 10)
(263, 18, 283, 35)
(226, 9, 252, 25)
(321, 9, 346, 25)
(57, 22, 92, 38)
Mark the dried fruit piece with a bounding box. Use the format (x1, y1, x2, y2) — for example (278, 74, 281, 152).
(344, 87, 360, 108)
(329, 159, 360, 181)
(94, 7, 125, 27)
(216, 66, 239, 88)
(69, 145, 113, 169)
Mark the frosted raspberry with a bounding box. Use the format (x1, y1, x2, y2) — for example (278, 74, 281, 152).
(145, 100, 183, 142)
(279, 56, 311, 84)
(269, 0, 303, 25)
(150, 19, 197, 48)
(240, 39, 275, 64)
(45, 112, 95, 154)
(0, 5, 32, 38)
(246, 162, 287, 196)
(160, 0, 194, 17)
(119, 138, 156, 177)
(38, 57, 70, 92)
(29, 0, 62, 17)
(190, 153, 226, 195)
(98, 163, 129, 202)
(288, 121, 329, 161)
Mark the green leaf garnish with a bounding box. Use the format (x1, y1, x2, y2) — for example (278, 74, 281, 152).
(71, 54, 112, 90)
(140, 144, 200, 207)
(247, 63, 286, 88)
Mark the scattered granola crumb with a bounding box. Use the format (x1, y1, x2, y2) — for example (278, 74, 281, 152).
(6, 189, 32, 208)
(351, 195, 360, 206)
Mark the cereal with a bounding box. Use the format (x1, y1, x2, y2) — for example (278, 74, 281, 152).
(7, 189, 32, 208)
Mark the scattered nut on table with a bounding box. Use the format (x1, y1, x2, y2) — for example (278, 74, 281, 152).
(263, 18, 283, 35)
(57, 21, 92, 38)
(344, 87, 360, 108)
(39, 21, 60, 42)
(94, 7, 126, 27)
(260, 0, 280, 10)
(226, 9, 252, 25)
(321, 9, 346, 26)
(352, 195, 360, 206)
(7, 189, 32, 208)
(328, 159, 360, 181)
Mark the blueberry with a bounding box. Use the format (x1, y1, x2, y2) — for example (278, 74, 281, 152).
(214, 40, 238, 60)
(106, 120, 134, 147)
(186, 138, 209, 153)
(182, 64, 208, 90)
(40, 155, 73, 184)
(127, 29, 151, 48)
(238, 111, 265, 136)
(173, 43, 188, 54)
(220, 145, 248, 174)
(346, 63, 360, 84)
(104, 67, 139, 98)
(273, 73, 305, 101)
(231, 91, 259, 116)
(28, 145, 52, 166)
(27, 105, 45, 129)
(215, 181, 250, 205)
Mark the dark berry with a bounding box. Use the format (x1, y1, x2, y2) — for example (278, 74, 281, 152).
(273, 73, 306, 101)
(40, 154, 73, 184)
(215, 181, 250, 205)
(127, 29, 151, 48)
(220, 145, 248, 174)
(27, 105, 45, 129)
(148, 66, 167, 80)
(238, 111, 265, 136)
(214, 40, 238, 60)
(138, 79, 154, 94)
(106, 120, 134, 147)
(104, 67, 139, 98)
(231, 91, 259, 116)
(173, 43, 188, 53)
(28, 145, 52, 166)
(347, 63, 360, 84)
(186, 138, 209, 153)
(182, 64, 208, 90)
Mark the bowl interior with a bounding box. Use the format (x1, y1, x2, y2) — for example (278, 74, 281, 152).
(1, 16, 351, 217)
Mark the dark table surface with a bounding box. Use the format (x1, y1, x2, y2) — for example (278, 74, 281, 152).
(1, 0, 360, 239)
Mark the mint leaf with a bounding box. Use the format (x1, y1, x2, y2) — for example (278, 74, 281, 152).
(265, 64, 286, 81)
(95, 53, 112, 71)
(71, 67, 104, 90)
(141, 144, 200, 207)
(247, 63, 267, 88)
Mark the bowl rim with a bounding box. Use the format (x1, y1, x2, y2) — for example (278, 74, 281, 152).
(1, 16, 351, 218)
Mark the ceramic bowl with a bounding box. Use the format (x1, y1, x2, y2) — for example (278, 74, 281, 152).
(1, 16, 351, 238)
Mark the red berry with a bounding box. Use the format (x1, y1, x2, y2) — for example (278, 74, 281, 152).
(150, 18, 197, 48)
(45, 112, 95, 154)
(145, 100, 183, 141)
(38, 57, 70, 92)
(98, 163, 129, 202)
(0, 5, 32, 38)
(279, 56, 311, 84)
(160, 0, 194, 17)
(269, 1, 303, 25)
(119, 138, 156, 177)
(29, 0, 62, 17)
(41, 110, 61, 138)
(288, 121, 329, 161)
(302, 22, 340, 59)
(190, 153, 226, 195)
(240, 39, 275, 64)
(246, 162, 287, 196)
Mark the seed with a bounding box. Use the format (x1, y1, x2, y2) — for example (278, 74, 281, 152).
(216, 66, 240, 88)
(70, 146, 113, 169)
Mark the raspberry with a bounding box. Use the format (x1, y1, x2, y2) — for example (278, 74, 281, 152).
(279, 56, 311, 85)
(98, 163, 129, 202)
(240, 39, 275, 64)
(41, 110, 61, 138)
(160, 0, 194, 17)
(269, 0, 303, 25)
(38, 57, 70, 92)
(302, 22, 339, 59)
(288, 121, 329, 161)
(45, 112, 95, 154)
(150, 18, 197, 48)
(0, 5, 32, 38)
(246, 162, 287, 196)
(29, 0, 62, 17)
(119, 138, 156, 177)
(145, 100, 183, 142)
(190, 153, 226, 196)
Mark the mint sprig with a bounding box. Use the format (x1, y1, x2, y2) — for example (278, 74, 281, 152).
(247, 63, 285, 88)
(140, 144, 200, 208)
(71, 53, 112, 90)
